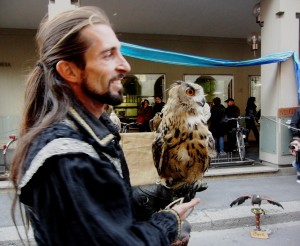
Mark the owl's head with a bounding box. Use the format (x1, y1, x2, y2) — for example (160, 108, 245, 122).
(166, 81, 206, 112)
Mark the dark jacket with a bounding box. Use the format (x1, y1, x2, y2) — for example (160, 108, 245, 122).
(225, 105, 240, 131)
(152, 102, 165, 116)
(245, 103, 258, 128)
(290, 108, 300, 137)
(138, 105, 153, 121)
(209, 104, 226, 137)
(19, 101, 178, 246)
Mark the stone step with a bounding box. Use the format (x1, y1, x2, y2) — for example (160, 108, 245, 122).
(205, 163, 295, 180)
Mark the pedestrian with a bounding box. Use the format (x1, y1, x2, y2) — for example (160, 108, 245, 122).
(290, 107, 300, 137)
(289, 137, 300, 183)
(224, 97, 240, 152)
(137, 99, 153, 132)
(10, 6, 199, 246)
(245, 97, 260, 144)
(209, 97, 226, 155)
(152, 96, 165, 116)
(104, 104, 122, 132)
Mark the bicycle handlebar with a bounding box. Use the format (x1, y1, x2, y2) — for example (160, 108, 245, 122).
(121, 122, 141, 127)
(224, 116, 251, 122)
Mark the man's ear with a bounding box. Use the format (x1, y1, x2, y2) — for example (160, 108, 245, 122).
(56, 60, 82, 84)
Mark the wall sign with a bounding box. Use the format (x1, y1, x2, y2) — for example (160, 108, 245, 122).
(278, 107, 298, 118)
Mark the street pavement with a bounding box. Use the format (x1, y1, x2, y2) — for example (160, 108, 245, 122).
(189, 220, 300, 246)
(187, 173, 300, 245)
(190, 174, 300, 230)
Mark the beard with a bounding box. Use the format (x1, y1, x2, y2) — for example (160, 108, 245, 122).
(81, 77, 124, 106)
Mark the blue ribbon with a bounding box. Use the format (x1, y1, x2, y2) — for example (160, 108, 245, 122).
(121, 42, 300, 101)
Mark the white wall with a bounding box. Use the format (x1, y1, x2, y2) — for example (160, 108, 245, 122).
(260, 0, 300, 165)
(0, 29, 36, 144)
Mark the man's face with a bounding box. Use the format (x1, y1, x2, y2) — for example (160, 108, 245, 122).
(227, 101, 234, 106)
(155, 97, 161, 103)
(80, 24, 131, 106)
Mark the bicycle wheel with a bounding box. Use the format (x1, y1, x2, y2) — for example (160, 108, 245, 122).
(236, 131, 245, 161)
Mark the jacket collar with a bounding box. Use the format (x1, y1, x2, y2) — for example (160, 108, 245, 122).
(68, 99, 120, 146)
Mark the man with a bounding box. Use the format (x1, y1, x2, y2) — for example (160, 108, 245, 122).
(245, 96, 259, 144)
(290, 107, 300, 137)
(10, 7, 199, 245)
(210, 97, 226, 155)
(152, 96, 165, 115)
(224, 97, 240, 151)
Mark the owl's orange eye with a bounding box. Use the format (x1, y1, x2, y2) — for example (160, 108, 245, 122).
(185, 87, 195, 96)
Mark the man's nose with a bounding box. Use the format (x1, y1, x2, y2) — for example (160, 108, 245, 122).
(117, 54, 131, 72)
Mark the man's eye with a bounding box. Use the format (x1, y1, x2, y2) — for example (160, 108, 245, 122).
(103, 51, 113, 58)
(186, 87, 195, 96)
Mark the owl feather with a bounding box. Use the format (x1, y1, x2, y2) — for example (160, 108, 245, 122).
(152, 81, 216, 198)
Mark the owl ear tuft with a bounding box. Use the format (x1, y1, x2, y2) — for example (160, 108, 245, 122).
(174, 80, 183, 85)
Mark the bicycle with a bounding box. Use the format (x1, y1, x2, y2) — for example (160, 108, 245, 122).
(2, 135, 17, 174)
(120, 122, 141, 133)
(224, 116, 250, 161)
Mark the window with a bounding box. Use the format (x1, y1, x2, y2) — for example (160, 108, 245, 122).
(249, 75, 261, 110)
(184, 74, 234, 106)
(114, 74, 165, 121)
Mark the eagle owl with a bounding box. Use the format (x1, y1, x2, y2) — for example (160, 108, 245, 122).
(152, 81, 216, 199)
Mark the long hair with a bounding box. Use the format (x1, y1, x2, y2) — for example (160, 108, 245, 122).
(11, 6, 111, 188)
(246, 96, 256, 107)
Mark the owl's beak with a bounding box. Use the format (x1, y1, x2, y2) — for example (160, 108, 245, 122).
(197, 99, 206, 107)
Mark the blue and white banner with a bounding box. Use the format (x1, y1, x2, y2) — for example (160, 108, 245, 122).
(121, 42, 300, 101)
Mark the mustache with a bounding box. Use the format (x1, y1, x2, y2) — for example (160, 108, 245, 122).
(110, 73, 125, 82)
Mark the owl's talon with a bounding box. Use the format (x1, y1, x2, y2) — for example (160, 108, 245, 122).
(196, 182, 208, 192)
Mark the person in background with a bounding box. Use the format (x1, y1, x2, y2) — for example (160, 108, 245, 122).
(152, 96, 165, 116)
(245, 97, 259, 144)
(10, 6, 199, 246)
(290, 107, 300, 138)
(209, 97, 226, 155)
(137, 99, 153, 132)
(224, 97, 240, 151)
(289, 137, 300, 183)
(104, 104, 121, 132)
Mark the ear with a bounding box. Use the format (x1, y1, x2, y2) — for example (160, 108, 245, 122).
(56, 60, 82, 84)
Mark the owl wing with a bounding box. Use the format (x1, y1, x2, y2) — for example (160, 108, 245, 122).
(152, 130, 164, 175)
(152, 123, 187, 182)
(207, 133, 217, 159)
(153, 129, 212, 190)
(150, 112, 163, 132)
(159, 141, 188, 181)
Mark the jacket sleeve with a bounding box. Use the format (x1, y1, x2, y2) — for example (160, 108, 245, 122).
(290, 108, 300, 137)
(21, 154, 179, 246)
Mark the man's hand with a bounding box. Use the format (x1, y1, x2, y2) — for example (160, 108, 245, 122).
(290, 140, 300, 156)
(172, 198, 200, 220)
